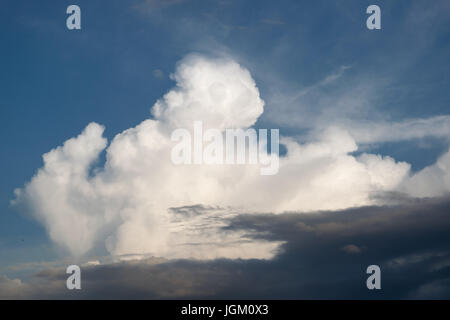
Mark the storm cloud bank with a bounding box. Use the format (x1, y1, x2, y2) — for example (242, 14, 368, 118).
(3, 197, 450, 299)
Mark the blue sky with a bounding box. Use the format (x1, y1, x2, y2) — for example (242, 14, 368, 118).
(1, 0, 450, 291)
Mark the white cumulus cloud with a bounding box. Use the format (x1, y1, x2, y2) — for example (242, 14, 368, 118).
(12, 54, 449, 260)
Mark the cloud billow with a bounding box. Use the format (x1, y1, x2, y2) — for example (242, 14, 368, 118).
(11, 54, 450, 261)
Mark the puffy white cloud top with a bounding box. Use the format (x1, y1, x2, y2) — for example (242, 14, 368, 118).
(152, 55, 264, 131)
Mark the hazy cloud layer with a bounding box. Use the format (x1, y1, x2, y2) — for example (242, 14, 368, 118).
(3, 197, 450, 299)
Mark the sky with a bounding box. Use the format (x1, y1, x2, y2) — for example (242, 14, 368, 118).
(1, 0, 450, 299)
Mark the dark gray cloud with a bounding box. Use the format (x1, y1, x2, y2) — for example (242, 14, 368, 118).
(2, 196, 450, 299)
